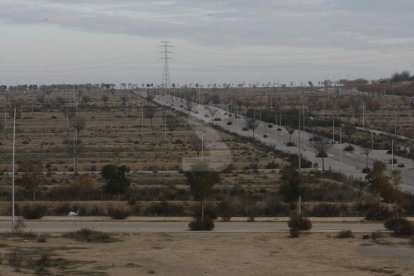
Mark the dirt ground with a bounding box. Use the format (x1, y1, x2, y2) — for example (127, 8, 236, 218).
(1, 232, 413, 275)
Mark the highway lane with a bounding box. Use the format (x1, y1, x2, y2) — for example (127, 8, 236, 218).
(0, 220, 385, 233)
(145, 92, 414, 193)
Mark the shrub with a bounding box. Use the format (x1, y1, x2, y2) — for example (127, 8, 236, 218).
(335, 230, 354, 238)
(384, 217, 414, 236)
(188, 216, 215, 231)
(217, 200, 237, 221)
(286, 142, 296, 147)
(370, 231, 384, 242)
(265, 161, 279, 169)
(288, 212, 312, 237)
(362, 203, 392, 220)
(343, 145, 354, 152)
(188, 203, 216, 231)
(63, 228, 116, 243)
(227, 121, 233, 125)
(21, 205, 47, 219)
(268, 124, 273, 128)
(107, 207, 130, 219)
(362, 167, 371, 173)
(242, 127, 249, 131)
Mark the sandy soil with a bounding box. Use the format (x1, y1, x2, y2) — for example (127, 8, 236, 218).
(1, 232, 413, 275)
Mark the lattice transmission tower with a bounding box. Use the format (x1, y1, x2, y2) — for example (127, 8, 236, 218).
(159, 41, 174, 89)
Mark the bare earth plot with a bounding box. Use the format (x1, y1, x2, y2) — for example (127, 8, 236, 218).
(0, 233, 413, 275)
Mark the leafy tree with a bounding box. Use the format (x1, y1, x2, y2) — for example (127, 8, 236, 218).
(365, 161, 396, 202)
(285, 124, 295, 144)
(81, 95, 90, 105)
(166, 115, 179, 143)
(143, 105, 156, 128)
(185, 164, 220, 226)
(101, 164, 130, 198)
(279, 164, 303, 202)
(244, 117, 259, 139)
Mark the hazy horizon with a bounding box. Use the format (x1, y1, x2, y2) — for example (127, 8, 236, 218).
(1, 0, 414, 86)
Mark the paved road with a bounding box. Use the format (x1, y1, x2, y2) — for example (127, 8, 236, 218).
(0, 220, 385, 233)
(142, 91, 414, 193)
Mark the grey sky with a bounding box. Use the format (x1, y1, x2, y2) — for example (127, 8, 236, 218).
(1, 0, 413, 86)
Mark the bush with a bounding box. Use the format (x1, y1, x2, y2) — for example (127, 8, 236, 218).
(343, 145, 354, 152)
(362, 203, 392, 220)
(188, 203, 216, 231)
(335, 230, 354, 238)
(217, 200, 237, 221)
(188, 216, 215, 231)
(384, 217, 414, 236)
(286, 142, 296, 147)
(107, 207, 130, 219)
(242, 127, 249, 131)
(288, 212, 312, 236)
(362, 167, 371, 173)
(21, 205, 47, 219)
(227, 121, 233, 125)
(63, 228, 116, 243)
(265, 161, 279, 169)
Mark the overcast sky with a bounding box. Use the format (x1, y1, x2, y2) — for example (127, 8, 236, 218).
(1, 0, 414, 86)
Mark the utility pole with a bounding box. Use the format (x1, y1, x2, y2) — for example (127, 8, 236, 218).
(298, 116, 301, 173)
(159, 41, 174, 90)
(11, 108, 16, 231)
(391, 139, 394, 171)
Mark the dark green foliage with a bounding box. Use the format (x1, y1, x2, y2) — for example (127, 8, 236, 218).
(279, 165, 303, 202)
(21, 205, 47, 219)
(107, 207, 130, 219)
(101, 164, 130, 195)
(384, 217, 414, 236)
(185, 168, 220, 201)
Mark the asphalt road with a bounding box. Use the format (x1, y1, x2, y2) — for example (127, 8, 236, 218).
(143, 91, 414, 193)
(0, 220, 385, 233)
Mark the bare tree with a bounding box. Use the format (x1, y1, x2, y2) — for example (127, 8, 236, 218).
(166, 115, 179, 143)
(70, 116, 86, 175)
(143, 105, 156, 128)
(310, 136, 332, 171)
(186, 96, 193, 112)
(120, 95, 128, 113)
(17, 160, 43, 202)
(207, 108, 218, 124)
(189, 136, 202, 157)
(244, 117, 259, 139)
(102, 95, 109, 108)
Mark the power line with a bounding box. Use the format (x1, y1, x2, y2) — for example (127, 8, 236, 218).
(159, 41, 174, 88)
